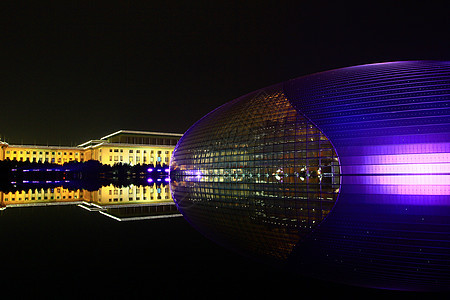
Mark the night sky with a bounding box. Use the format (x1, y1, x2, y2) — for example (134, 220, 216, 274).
(2, 1, 449, 146)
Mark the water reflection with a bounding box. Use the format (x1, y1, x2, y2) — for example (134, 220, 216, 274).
(0, 182, 181, 221)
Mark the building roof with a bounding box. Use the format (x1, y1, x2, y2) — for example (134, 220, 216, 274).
(7, 144, 82, 150)
(100, 130, 183, 140)
(76, 140, 104, 148)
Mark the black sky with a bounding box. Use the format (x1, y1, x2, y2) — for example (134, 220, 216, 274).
(1, 1, 449, 146)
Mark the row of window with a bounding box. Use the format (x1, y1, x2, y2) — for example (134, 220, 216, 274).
(105, 195, 170, 202)
(4, 195, 80, 201)
(4, 157, 83, 163)
(105, 187, 169, 195)
(106, 156, 169, 162)
(105, 149, 170, 154)
(6, 150, 82, 156)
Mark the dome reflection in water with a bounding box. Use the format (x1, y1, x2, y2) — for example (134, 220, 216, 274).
(170, 62, 450, 291)
(170, 85, 340, 263)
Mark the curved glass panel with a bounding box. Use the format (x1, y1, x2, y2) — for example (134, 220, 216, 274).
(170, 87, 340, 262)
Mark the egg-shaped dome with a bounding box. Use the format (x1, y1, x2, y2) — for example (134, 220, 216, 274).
(171, 61, 450, 291)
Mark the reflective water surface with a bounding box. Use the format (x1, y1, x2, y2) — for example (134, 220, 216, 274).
(0, 183, 426, 297)
(1, 183, 181, 221)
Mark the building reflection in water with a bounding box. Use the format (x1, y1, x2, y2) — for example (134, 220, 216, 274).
(0, 183, 181, 221)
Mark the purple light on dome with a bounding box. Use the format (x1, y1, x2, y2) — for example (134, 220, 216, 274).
(148, 168, 153, 172)
(165, 168, 170, 172)
(147, 178, 153, 183)
(165, 177, 170, 182)
(341, 144, 450, 198)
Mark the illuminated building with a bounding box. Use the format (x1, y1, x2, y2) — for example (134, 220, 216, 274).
(0, 141, 8, 160)
(0, 130, 182, 166)
(82, 183, 172, 204)
(0, 184, 179, 220)
(170, 61, 450, 291)
(0, 187, 83, 206)
(2, 145, 85, 163)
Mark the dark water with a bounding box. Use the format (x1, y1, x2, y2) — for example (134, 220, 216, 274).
(1, 203, 426, 298)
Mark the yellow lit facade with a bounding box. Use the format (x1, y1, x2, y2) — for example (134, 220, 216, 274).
(0, 184, 171, 207)
(0, 130, 182, 166)
(83, 144, 174, 166)
(0, 188, 83, 205)
(2, 145, 85, 163)
(83, 184, 172, 205)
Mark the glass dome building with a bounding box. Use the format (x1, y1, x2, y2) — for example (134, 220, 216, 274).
(170, 61, 450, 291)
